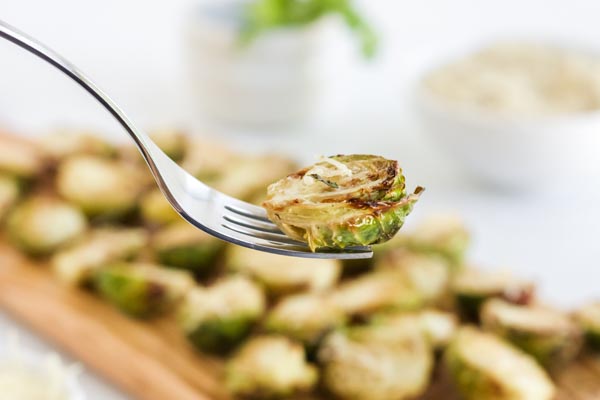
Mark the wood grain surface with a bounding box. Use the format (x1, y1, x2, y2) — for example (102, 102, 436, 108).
(1, 241, 599, 400)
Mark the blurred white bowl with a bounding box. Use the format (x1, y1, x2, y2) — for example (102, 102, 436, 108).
(414, 83, 600, 191)
(185, 1, 318, 128)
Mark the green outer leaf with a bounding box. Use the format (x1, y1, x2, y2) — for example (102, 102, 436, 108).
(94, 265, 168, 318)
(157, 245, 221, 275)
(186, 316, 255, 354)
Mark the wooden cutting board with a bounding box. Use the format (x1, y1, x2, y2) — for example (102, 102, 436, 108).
(1, 241, 600, 400)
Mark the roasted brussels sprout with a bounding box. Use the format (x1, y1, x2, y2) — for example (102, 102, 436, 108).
(226, 335, 317, 399)
(7, 197, 87, 256)
(263, 155, 422, 251)
(406, 214, 470, 268)
(318, 315, 432, 400)
(481, 299, 582, 369)
(330, 270, 424, 317)
(226, 245, 340, 296)
(452, 268, 534, 321)
(445, 327, 555, 400)
(416, 309, 458, 349)
(37, 130, 115, 160)
(575, 301, 600, 351)
(216, 155, 296, 201)
(149, 129, 187, 161)
(56, 155, 146, 219)
(52, 228, 148, 286)
(180, 138, 238, 182)
(264, 292, 345, 354)
(154, 222, 224, 275)
(94, 262, 194, 318)
(178, 276, 265, 353)
(0, 137, 45, 182)
(370, 309, 457, 350)
(374, 249, 450, 306)
(0, 175, 19, 221)
(139, 189, 181, 226)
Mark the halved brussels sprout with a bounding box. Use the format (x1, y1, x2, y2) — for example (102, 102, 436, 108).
(318, 315, 432, 400)
(452, 268, 534, 321)
(370, 309, 457, 350)
(180, 138, 239, 183)
(445, 327, 555, 400)
(226, 335, 317, 399)
(0, 137, 45, 181)
(154, 222, 224, 275)
(226, 245, 340, 296)
(139, 189, 181, 226)
(330, 270, 425, 317)
(51, 228, 148, 286)
(406, 214, 470, 268)
(178, 276, 265, 353)
(149, 129, 187, 161)
(216, 155, 297, 202)
(37, 130, 116, 161)
(0, 175, 20, 222)
(374, 249, 450, 306)
(7, 197, 87, 256)
(94, 262, 194, 318)
(575, 301, 600, 351)
(481, 299, 582, 370)
(416, 309, 458, 349)
(264, 292, 346, 354)
(263, 155, 422, 251)
(56, 155, 146, 219)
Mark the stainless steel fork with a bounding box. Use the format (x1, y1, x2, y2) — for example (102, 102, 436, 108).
(0, 20, 372, 259)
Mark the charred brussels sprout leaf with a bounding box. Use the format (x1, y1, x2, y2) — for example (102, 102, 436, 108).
(178, 276, 265, 354)
(445, 327, 555, 400)
(226, 335, 317, 399)
(94, 262, 194, 318)
(263, 155, 422, 251)
(481, 299, 582, 370)
(7, 197, 87, 256)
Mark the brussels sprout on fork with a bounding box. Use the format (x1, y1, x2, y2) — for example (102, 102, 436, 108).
(263, 155, 422, 251)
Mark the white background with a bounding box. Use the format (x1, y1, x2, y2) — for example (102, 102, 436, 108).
(1, 1, 600, 398)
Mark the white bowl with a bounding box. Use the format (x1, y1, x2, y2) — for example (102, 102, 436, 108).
(184, 1, 318, 127)
(414, 85, 600, 191)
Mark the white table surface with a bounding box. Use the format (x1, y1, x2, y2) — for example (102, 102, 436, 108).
(1, 0, 600, 398)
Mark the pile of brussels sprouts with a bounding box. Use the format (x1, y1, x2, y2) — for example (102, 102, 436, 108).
(1, 131, 600, 400)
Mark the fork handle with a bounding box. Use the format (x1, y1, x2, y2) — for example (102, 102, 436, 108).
(0, 19, 166, 175)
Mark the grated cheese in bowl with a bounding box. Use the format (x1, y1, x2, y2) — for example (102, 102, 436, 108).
(423, 42, 600, 116)
(0, 331, 84, 400)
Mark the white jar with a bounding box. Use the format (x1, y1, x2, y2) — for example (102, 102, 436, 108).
(184, 1, 318, 128)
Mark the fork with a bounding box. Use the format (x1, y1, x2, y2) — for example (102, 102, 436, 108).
(0, 20, 372, 259)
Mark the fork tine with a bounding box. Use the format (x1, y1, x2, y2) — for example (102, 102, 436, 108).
(222, 213, 284, 234)
(222, 222, 306, 246)
(223, 203, 272, 223)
